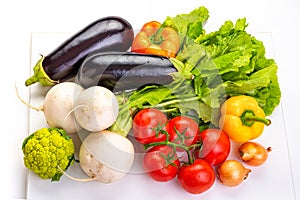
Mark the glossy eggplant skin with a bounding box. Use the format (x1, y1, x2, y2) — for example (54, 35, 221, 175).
(75, 52, 177, 92)
(25, 16, 134, 86)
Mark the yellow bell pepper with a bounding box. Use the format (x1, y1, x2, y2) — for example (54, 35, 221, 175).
(219, 95, 271, 143)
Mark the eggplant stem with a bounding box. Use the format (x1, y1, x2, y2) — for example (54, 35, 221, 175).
(25, 55, 58, 87)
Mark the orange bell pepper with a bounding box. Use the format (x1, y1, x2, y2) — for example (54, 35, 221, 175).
(219, 95, 271, 143)
(131, 21, 180, 58)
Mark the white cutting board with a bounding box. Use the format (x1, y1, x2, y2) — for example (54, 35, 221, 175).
(25, 32, 295, 200)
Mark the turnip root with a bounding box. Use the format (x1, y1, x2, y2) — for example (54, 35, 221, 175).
(79, 130, 135, 183)
(16, 82, 84, 134)
(43, 82, 84, 134)
(73, 86, 119, 132)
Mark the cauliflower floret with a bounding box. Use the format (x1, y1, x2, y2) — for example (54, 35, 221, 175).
(22, 127, 75, 181)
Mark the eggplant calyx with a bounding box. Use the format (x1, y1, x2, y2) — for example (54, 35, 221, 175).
(25, 55, 59, 87)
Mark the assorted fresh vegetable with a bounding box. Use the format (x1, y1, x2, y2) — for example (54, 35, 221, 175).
(139, 115, 215, 194)
(115, 13, 280, 133)
(25, 16, 134, 87)
(19, 4, 281, 196)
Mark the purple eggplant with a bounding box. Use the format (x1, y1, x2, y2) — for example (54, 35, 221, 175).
(25, 16, 134, 86)
(75, 51, 177, 92)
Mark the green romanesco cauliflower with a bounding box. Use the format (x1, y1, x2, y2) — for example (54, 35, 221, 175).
(22, 127, 75, 181)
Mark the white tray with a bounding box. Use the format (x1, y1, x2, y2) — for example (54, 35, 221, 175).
(26, 32, 295, 200)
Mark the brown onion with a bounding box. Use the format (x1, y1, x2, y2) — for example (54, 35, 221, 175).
(238, 141, 271, 166)
(217, 160, 251, 187)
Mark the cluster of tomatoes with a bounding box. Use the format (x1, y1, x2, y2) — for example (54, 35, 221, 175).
(132, 108, 231, 194)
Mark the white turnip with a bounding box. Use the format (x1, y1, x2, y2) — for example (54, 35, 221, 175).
(17, 82, 84, 134)
(79, 130, 135, 183)
(73, 86, 119, 132)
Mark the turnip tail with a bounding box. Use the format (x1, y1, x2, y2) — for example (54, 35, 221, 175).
(15, 83, 43, 111)
(63, 104, 88, 123)
(57, 165, 96, 182)
(16, 81, 85, 135)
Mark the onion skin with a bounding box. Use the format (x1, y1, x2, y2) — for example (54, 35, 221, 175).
(217, 160, 251, 187)
(238, 142, 271, 166)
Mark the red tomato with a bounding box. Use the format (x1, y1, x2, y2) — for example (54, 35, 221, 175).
(195, 129, 231, 166)
(132, 109, 170, 145)
(166, 116, 199, 151)
(143, 145, 180, 182)
(177, 159, 215, 194)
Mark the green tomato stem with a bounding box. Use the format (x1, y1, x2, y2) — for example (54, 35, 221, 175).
(143, 131, 199, 165)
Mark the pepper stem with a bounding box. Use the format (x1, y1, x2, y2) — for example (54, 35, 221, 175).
(153, 22, 167, 44)
(241, 110, 271, 127)
(25, 55, 58, 87)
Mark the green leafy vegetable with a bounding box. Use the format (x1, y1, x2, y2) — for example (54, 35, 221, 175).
(163, 6, 209, 43)
(110, 6, 281, 136)
(174, 16, 281, 120)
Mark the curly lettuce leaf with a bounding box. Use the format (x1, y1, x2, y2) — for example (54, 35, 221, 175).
(163, 6, 209, 43)
(175, 17, 281, 123)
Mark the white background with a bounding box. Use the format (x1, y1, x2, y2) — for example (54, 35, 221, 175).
(1, 0, 299, 199)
